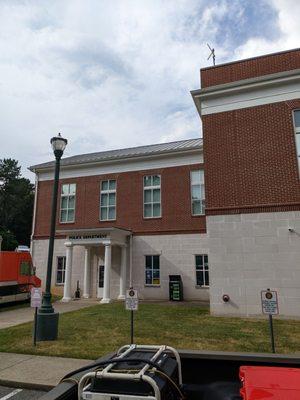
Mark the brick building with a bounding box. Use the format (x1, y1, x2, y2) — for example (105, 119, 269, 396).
(191, 48, 300, 317)
(30, 139, 209, 303)
(30, 48, 300, 316)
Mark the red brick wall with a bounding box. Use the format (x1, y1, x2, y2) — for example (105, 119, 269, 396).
(202, 100, 300, 215)
(201, 48, 300, 88)
(34, 164, 206, 238)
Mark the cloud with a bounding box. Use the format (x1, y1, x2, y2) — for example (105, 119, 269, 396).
(233, 0, 300, 59)
(0, 0, 296, 180)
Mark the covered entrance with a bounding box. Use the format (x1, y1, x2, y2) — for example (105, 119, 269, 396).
(57, 227, 131, 303)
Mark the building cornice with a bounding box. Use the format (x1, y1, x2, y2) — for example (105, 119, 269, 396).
(191, 68, 300, 116)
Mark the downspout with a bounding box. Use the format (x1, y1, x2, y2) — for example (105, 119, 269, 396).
(129, 234, 133, 288)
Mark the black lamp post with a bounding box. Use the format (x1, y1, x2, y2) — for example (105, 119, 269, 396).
(36, 133, 67, 341)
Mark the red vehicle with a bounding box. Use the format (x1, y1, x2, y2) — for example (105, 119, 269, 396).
(0, 250, 41, 304)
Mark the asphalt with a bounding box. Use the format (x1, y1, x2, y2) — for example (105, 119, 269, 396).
(0, 385, 45, 400)
(0, 299, 99, 330)
(0, 353, 93, 390)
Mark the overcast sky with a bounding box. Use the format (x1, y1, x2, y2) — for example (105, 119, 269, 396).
(0, 0, 299, 180)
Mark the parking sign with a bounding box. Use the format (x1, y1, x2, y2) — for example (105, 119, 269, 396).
(125, 289, 138, 311)
(31, 287, 42, 308)
(261, 290, 279, 315)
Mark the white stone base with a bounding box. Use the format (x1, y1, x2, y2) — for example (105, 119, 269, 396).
(32, 233, 210, 302)
(100, 298, 112, 304)
(61, 297, 72, 302)
(82, 294, 90, 299)
(207, 211, 300, 318)
(117, 295, 125, 300)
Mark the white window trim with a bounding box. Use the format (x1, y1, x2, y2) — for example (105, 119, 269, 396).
(60, 183, 76, 224)
(100, 179, 117, 221)
(143, 175, 162, 219)
(195, 254, 209, 288)
(56, 256, 66, 285)
(145, 255, 160, 286)
(293, 109, 300, 174)
(190, 170, 205, 216)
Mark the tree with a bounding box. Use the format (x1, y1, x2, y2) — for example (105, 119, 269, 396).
(0, 227, 18, 251)
(0, 159, 34, 249)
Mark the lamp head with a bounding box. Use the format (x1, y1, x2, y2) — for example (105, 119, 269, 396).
(50, 133, 67, 158)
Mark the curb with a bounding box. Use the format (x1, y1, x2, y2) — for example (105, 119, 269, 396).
(0, 378, 54, 392)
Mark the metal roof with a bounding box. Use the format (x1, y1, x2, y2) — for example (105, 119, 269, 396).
(29, 138, 202, 171)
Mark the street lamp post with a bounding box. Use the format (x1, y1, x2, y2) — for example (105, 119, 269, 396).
(36, 133, 67, 341)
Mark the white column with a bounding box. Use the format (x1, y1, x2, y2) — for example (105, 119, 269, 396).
(100, 242, 112, 304)
(83, 246, 91, 299)
(118, 245, 127, 299)
(62, 242, 73, 302)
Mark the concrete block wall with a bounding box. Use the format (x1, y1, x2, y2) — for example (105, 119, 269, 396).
(207, 211, 300, 317)
(132, 234, 209, 301)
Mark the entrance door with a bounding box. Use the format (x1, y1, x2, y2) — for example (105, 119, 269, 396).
(97, 265, 104, 298)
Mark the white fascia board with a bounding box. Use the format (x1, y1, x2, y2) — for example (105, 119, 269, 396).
(37, 149, 203, 181)
(192, 69, 300, 117)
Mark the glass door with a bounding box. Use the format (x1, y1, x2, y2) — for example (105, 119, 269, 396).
(97, 265, 104, 298)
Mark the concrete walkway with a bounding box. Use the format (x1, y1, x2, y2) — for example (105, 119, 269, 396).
(0, 352, 93, 390)
(0, 299, 99, 329)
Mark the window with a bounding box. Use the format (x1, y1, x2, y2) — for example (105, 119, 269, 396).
(195, 255, 209, 287)
(293, 110, 300, 171)
(20, 261, 31, 276)
(144, 175, 161, 218)
(60, 184, 76, 223)
(56, 256, 66, 284)
(100, 180, 116, 220)
(191, 170, 205, 215)
(145, 255, 160, 285)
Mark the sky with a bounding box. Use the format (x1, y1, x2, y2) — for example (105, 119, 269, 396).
(0, 0, 299, 180)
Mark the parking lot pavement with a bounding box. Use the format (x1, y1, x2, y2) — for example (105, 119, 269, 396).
(0, 385, 46, 400)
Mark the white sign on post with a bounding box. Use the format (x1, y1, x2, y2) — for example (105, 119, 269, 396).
(261, 290, 279, 315)
(126, 289, 138, 311)
(31, 287, 42, 308)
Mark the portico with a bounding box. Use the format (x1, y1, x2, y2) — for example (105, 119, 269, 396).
(57, 228, 131, 303)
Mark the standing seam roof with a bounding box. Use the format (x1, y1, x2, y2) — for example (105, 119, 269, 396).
(29, 138, 202, 171)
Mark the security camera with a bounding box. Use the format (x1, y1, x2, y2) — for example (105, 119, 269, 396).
(288, 228, 295, 233)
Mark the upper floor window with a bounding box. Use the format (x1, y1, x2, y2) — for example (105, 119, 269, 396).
(100, 180, 116, 221)
(143, 175, 161, 218)
(293, 110, 300, 171)
(195, 254, 209, 287)
(191, 170, 205, 215)
(60, 183, 76, 223)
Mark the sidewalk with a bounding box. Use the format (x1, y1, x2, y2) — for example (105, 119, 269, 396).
(0, 299, 99, 329)
(0, 352, 93, 390)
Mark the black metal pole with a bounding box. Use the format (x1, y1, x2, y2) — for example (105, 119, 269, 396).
(269, 314, 276, 353)
(33, 307, 37, 346)
(131, 310, 134, 344)
(36, 149, 62, 341)
(40, 151, 62, 312)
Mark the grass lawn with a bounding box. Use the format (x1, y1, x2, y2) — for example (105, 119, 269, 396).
(0, 302, 299, 359)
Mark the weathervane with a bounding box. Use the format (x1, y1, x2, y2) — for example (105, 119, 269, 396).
(207, 43, 216, 66)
